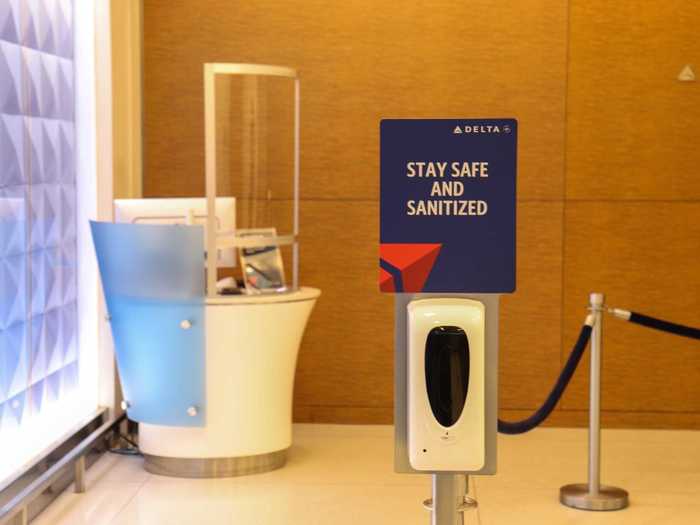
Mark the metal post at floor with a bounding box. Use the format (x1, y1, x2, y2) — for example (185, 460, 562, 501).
(560, 293, 629, 511)
(424, 474, 476, 525)
(6, 507, 27, 525)
(10, 508, 27, 525)
(74, 456, 86, 494)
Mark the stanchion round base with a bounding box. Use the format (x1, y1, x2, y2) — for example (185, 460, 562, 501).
(560, 484, 629, 511)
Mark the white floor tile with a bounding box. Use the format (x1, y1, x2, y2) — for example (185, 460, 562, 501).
(474, 487, 700, 525)
(112, 482, 435, 525)
(147, 424, 428, 487)
(86, 454, 150, 485)
(32, 481, 144, 525)
(479, 428, 700, 495)
(25, 425, 700, 525)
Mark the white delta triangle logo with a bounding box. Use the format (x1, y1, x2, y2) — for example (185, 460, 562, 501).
(453, 124, 503, 134)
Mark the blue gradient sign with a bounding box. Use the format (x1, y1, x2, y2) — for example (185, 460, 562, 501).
(379, 119, 517, 293)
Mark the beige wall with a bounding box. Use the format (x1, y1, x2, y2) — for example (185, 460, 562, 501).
(142, 1, 700, 428)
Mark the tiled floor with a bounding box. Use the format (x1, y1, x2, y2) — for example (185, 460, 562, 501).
(33, 425, 700, 524)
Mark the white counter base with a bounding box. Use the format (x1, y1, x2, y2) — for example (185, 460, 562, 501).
(139, 287, 319, 475)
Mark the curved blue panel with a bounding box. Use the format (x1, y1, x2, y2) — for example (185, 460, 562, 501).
(90, 222, 205, 301)
(90, 222, 206, 426)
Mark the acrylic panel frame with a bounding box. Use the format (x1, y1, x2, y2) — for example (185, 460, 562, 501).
(203, 63, 300, 298)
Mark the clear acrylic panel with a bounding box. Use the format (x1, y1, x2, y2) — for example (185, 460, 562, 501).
(214, 73, 295, 233)
(206, 64, 300, 295)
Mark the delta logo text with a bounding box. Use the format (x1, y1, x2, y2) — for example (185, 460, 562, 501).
(453, 124, 511, 135)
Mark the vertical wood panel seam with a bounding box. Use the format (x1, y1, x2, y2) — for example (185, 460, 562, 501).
(560, 0, 573, 377)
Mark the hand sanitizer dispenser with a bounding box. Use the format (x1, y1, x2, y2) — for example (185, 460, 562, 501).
(407, 298, 486, 471)
(381, 119, 516, 522)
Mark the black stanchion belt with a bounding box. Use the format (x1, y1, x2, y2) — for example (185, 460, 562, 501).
(497, 309, 698, 435)
(627, 312, 700, 340)
(498, 323, 593, 435)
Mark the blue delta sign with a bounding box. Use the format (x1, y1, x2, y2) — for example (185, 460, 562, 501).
(379, 119, 517, 294)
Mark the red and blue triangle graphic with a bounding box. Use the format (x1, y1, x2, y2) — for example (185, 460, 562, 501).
(379, 243, 442, 293)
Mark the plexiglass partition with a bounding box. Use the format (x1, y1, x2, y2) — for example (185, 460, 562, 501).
(204, 64, 300, 297)
(91, 222, 206, 426)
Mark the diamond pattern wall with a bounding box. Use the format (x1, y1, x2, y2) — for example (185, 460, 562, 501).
(0, 0, 75, 432)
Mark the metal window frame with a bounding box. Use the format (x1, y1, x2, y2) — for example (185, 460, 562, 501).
(0, 409, 125, 525)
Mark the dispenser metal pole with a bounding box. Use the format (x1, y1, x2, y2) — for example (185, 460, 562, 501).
(424, 474, 476, 525)
(560, 293, 629, 511)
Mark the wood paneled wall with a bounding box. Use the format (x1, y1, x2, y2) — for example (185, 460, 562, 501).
(142, 1, 700, 428)
(562, 0, 700, 428)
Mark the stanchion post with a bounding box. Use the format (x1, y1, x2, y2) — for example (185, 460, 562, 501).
(589, 292, 603, 496)
(560, 293, 629, 511)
